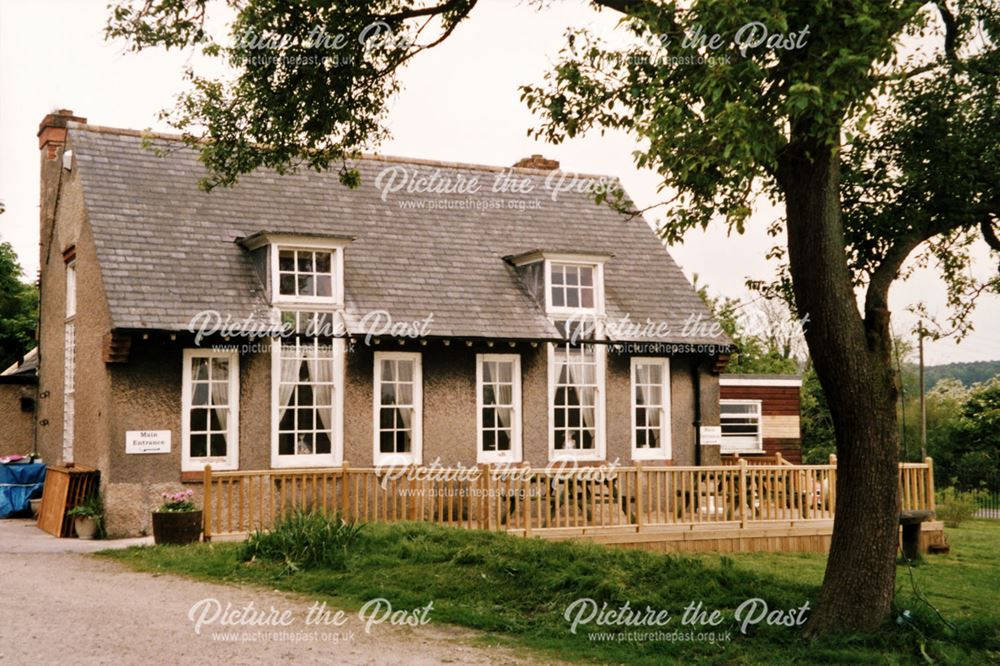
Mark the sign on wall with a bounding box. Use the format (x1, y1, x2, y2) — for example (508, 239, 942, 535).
(125, 430, 171, 454)
(699, 426, 723, 447)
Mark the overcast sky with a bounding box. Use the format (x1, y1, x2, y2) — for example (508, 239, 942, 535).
(1, 0, 997, 365)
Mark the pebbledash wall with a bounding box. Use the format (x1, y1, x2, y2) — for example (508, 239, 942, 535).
(33, 113, 723, 537)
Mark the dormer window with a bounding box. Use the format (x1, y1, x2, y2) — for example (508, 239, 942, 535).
(277, 248, 336, 301)
(273, 245, 343, 306)
(236, 232, 352, 307)
(505, 250, 610, 316)
(549, 262, 595, 311)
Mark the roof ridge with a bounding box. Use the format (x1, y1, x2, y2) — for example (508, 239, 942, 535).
(66, 122, 616, 179)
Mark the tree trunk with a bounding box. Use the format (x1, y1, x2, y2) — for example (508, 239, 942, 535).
(777, 136, 901, 635)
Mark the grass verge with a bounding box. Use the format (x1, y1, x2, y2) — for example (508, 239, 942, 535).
(100, 519, 1000, 664)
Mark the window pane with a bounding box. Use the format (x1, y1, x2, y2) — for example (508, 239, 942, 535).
(279, 274, 296, 295)
(297, 252, 313, 272)
(278, 251, 295, 271)
(551, 267, 564, 285)
(551, 289, 565, 307)
(211, 358, 229, 380)
(190, 434, 207, 458)
(580, 268, 593, 286)
(191, 408, 208, 430)
(315, 252, 331, 272)
(315, 431, 332, 455)
(566, 289, 579, 308)
(316, 275, 332, 297)
(192, 383, 209, 406)
(297, 275, 314, 296)
(210, 433, 227, 457)
(496, 428, 511, 451)
(580, 288, 594, 308)
(483, 429, 496, 452)
(193, 358, 209, 381)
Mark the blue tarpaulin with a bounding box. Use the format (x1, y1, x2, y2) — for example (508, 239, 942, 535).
(0, 463, 46, 518)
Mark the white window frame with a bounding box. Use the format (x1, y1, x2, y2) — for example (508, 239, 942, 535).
(270, 337, 345, 468)
(630, 357, 672, 461)
(720, 399, 764, 453)
(547, 341, 607, 462)
(182, 349, 240, 472)
(476, 354, 522, 464)
(545, 260, 604, 317)
(62, 261, 77, 463)
(270, 241, 345, 307)
(373, 351, 423, 467)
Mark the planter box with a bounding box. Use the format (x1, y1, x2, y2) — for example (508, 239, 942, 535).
(152, 511, 203, 545)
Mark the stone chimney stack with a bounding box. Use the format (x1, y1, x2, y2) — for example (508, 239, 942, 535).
(38, 109, 86, 270)
(513, 154, 560, 170)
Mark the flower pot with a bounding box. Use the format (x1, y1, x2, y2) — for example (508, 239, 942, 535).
(152, 511, 203, 545)
(74, 516, 98, 540)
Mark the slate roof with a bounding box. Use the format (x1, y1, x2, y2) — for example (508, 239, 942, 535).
(68, 124, 727, 346)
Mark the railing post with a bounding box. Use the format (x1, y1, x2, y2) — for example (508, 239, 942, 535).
(341, 460, 350, 520)
(925, 457, 936, 513)
(202, 464, 212, 541)
(635, 464, 643, 531)
(775, 452, 783, 466)
(828, 454, 837, 514)
(738, 459, 747, 528)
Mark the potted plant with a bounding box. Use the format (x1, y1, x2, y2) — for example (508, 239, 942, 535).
(152, 489, 202, 545)
(67, 494, 103, 540)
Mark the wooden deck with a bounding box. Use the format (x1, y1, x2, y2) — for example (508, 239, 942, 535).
(201, 457, 941, 554)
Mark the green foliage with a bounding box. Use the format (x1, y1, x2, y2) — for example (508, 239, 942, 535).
(103, 520, 1000, 664)
(935, 487, 987, 528)
(925, 378, 1000, 488)
(696, 281, 802, 374)
(0, 239, 38, 370)
(924, 361, 1000, 391)
(67, 493, 105, 537)
(800, 367, 836, 464)
(106, 0, 477, 190)
(239, 511, 363, 573)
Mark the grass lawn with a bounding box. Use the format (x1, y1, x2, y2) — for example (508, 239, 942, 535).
(100, 519, 1000, 665)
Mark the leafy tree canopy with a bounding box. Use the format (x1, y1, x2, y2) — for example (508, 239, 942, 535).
(0, 240, 38, 370)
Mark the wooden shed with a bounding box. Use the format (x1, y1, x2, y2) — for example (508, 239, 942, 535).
(718, 374, 803, 464)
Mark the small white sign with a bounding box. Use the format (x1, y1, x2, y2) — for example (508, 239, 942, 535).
(126, 430, 171, 454)
(700, 426, 723, 446)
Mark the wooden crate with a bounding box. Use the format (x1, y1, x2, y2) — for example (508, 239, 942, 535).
(37, 465, 101, 537)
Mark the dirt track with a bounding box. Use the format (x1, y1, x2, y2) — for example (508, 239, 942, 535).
(0, 521, 533, 665)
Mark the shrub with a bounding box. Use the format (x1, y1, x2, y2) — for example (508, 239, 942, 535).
(936, 486, 986, 527)
(239, 511, 363, 573)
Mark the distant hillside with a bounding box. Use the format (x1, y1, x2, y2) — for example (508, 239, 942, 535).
(922, 360, 1000, 391)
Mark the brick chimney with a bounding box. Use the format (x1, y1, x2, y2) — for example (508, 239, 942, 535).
(38, 109, 86, 271)
(38, 109, 86, 159)
(513, 154, 559, 170)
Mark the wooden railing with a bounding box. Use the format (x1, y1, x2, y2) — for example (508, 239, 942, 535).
(201, 457, 936, 540)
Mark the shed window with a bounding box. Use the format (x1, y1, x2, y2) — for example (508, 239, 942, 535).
(477, 354, 522, 464)
(720, 400, 763, 453)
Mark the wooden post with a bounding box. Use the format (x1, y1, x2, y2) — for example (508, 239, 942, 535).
(828, 454, 837, 514)
(202, 464, 212, 541)
(340, 461, 350, 520)
(775, 451, 783, 466)
(925, 457, 936, 513)
(738, 459, 747, 528)
(635, 464, 643, 531)
(828, 453, 837, 466)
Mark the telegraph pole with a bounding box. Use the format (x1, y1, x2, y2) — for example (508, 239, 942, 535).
(918, 324, 927, 460)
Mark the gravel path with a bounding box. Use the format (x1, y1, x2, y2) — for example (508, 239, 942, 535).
(0, 522, 537, 665)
